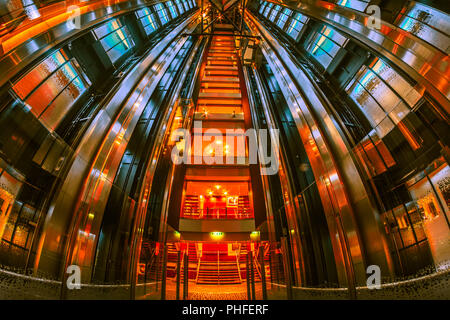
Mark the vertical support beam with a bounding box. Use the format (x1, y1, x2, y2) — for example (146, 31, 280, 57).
(249, 250, 255, 300)
(183, 251, 189, 300)
(155, 249, 160, 291)
(176, 250, 181, 300)
(161, 244, 168, 300)
(280, 237, 293, 300)
(210, 6, 214, 34)
(246, 252, 251, 300)
(259, 245, 267, 300)
(268, 247, 274, 290)
(335, 213, 357, 300)
(240, 0, 246, 33)
(201, 0, 204, 33)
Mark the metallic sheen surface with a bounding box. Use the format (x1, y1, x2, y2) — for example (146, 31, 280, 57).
(261, 0, 449, 115)
(247, 10, 397, 285)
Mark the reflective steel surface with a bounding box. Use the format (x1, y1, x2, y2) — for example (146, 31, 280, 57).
(0, 0, 164, 87)
(247, 10, 398, 286)
(35, 12, 200, 280)
(260, 0, 450, 114)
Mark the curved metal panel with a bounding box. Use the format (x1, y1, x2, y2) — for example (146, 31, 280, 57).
(34, 13, 200, 282)
(0, 0, 194, 88)
(258, 1, 449, 115)
(246, 11, 393, 287)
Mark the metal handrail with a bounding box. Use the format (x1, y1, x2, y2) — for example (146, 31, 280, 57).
(195, 256, 201, 283)
(217, 250, 220, 284)
(0, 0, 164, 37)
(253, 249, 262, 281)
(236, 243, 243, 283)
(181, 207, 254, 219)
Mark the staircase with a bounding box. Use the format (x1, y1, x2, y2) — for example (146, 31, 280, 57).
(197, 251, 241, 285)
(170, 242, 199, 282)
(182, 195, 200, 218)
(238, 246, 271, 283)
(198, 29, 242, 119)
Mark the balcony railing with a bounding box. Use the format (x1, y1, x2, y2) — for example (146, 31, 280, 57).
(181, 208, 253, 220)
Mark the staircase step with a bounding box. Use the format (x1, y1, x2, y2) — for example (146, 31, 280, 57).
(209, 49, 236, 54)
(207, 55, 237, 59)
(210, 44, 235, 49)
(204, 70, 239, 76)
(214, 36, 234, 40)
(198, 99, 242, 106)
(198, 92, 242, 99)
(201, 88, 241, 94)
(211, 39, 234, 44)
(201, 82, 240, 89)
(215, 24, 234, 29)
(202, 76, 239, 83)
(205, 65, 238, 71)
(207, 61, 236, 66)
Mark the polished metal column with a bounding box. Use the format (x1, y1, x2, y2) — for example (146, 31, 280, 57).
(183, 251, 189, 300)
(161, 244, 168, 300)
(249, 250, 256, 300)
(280, 237, 293, 300)
(246, 252, 251, 300)
(259, 245, 267, 300)
(176, 249, 182, 300)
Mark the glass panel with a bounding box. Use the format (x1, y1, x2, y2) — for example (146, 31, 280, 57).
(40, 76, 86, 131)
(361, 135, 388, 175)
(24, 59, 80, 118)
(137, 8, 159, 36)
(100, 27, 130, 51)
(94, 19, 135, 63)
(405, 202, 426, 242)
(429, 163, 450, 212)
(155, 3, 170, 25)
(369, 130, 396, 168)
(347, 75, 386, 126)
(405, 2, 450, 33)
(398, 3, 450, 52)
(375, 116, 395, 138)
(370, 58, 422, 108)
(383, 209, 405, 249)
(286, 12, 307, 40)
(107, 40, 133, 63)
(94, 22, 120, 39)
(12, 51, 65, 100)
(166, 1, 178, 18)
(258, 2, 267, 14)
(359, 69, 400, 114)
(389, 101, 410, 124)
(276, 8, 291, 29)
(263, 3, 273, 17)
(305, 25, 346, 68)
(354, 142, 374, 177)
(337, 0, 370, 12)
(347, 57, 421, 139)
(410, 176, 442, 221)
(175, 0, 185, 14)
(268, 5, 280, 22)
(408, 168, 450, 266)
(392, 205, 416, 248)
(309, 46, 333, 68)
(0, 171, 22, 243)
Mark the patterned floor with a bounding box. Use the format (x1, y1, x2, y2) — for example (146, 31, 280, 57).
(136, 280, 264, 300)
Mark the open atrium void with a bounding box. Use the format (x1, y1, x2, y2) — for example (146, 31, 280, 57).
(0, 0, 449, 301)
